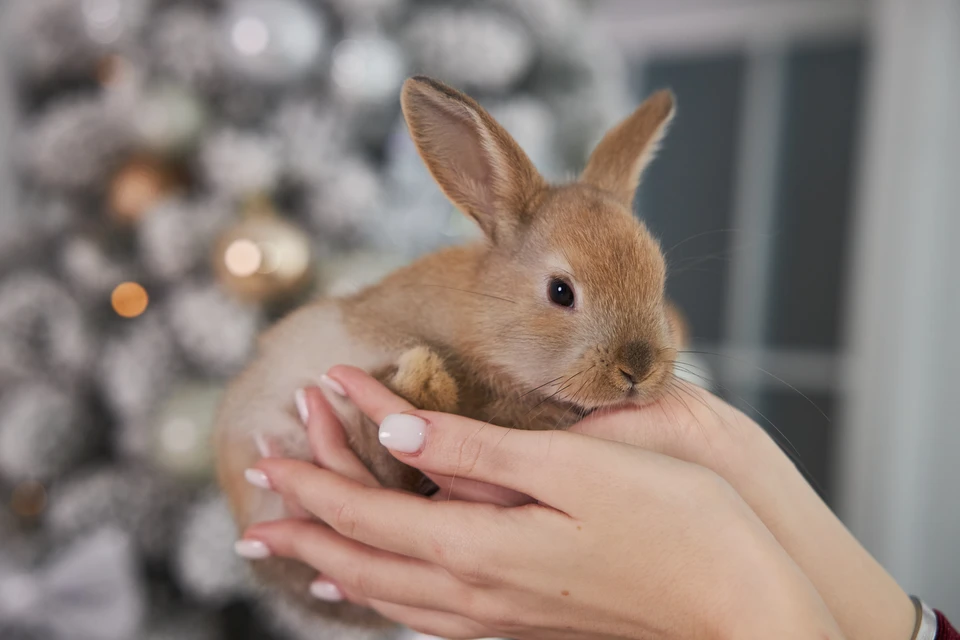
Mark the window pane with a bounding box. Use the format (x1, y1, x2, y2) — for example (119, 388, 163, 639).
(635, 55, 745, 343)
(766, 42, 865, 348)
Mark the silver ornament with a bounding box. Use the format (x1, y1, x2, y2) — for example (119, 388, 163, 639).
(174, 492, 254, 602)
(166, 283, 260, 376)
(59, 237, 132, 300)
(139, 197, 232, 282)
(152, 6, 220, 89)
(271, 100, 348, 185)
(0, 273, 93, 386)
(199, 128, 282, 198)
(403, 8, 535, 93)
(306, 156, 383, 243)
(330, 34, 407, 108)
(149, 381, 224, 481)
(18, 97, 133, 191)
(99, 316, 179, 443)
(47, 465, 189, 559)
(488, 97, 559, 179)
(80, 0, 151, 46)
(218, 0, 327, 84)
(0, 383, 95, 482)
(323, 0, 406, 28)
(493, 0, 583, 50)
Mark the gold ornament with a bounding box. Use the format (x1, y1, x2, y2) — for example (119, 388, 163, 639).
(212, 205, 313, 304)
(108, 156, 179, 224)
(10, 480, 47, 519)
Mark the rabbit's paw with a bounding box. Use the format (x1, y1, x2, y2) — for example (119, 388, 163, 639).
(386, 346, 459, 414)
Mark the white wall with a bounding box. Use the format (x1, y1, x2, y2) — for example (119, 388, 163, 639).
(839, 0, 960, 614)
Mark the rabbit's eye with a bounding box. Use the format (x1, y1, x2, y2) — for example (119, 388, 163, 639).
(548, 278, 575, 308)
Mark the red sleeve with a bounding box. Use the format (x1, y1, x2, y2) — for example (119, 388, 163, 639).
(937, 610, 960, 640)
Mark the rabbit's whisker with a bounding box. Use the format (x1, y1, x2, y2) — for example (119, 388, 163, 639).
(402, 283, 517, 304)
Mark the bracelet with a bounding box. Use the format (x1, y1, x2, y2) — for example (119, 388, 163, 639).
(911, 596, 938, 640)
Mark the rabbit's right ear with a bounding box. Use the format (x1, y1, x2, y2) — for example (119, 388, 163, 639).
(401, 76, 546, 243)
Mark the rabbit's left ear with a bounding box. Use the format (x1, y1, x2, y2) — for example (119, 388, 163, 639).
(580, 90, 675, 209)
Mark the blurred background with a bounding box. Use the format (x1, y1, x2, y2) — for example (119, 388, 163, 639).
(0, 0, 956, 638)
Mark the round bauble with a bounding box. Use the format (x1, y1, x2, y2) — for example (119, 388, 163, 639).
(166, 283, 259, 376)
(108, 157, 180, 225)
(149, 381, 223, 481)
(212, 216, 313, 305)
(330, 34, 406, 108)
(218, 0, 327, 84)
(133, 84, 206, 155)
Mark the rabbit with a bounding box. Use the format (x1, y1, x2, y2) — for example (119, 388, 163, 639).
(215, 75, 688, 629)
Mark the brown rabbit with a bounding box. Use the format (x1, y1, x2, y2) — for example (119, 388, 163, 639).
(215, 76, 686, 629)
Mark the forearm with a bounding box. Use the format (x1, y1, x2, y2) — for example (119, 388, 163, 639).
(730, 432, 915, 640)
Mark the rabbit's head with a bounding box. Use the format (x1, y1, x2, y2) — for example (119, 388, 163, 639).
(401, 76, 680, 411)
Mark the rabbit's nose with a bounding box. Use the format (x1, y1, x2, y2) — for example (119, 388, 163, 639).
(617, 340, 656, 386)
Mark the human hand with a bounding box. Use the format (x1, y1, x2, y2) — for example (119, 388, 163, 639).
(238, 368, 843, 640)
(567, 381, 915, 640)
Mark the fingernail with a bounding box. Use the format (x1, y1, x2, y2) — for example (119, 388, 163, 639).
(244, 468, 272, 490)
(234, 539, 271, 559)
(294, 388, 309, 425)
(320, 374, 346, 397)
(254, 433, 272, 458)
(309, 579, 344, 602)
(379, 414, 426, 453)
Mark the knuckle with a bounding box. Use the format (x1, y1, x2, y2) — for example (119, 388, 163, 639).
(447, 538, 499, 586)
(331, 498, 359, 538)
(342, 564, 371, 597)
(470, 597, 520, 630)
(450, 433, 486, 477)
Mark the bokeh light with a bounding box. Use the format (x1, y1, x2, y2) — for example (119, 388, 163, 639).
(223, 238, 263, 277)
(111, 281, 149, 318)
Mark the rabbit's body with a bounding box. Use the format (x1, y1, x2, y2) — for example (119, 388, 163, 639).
(216, 76, 686, 629)
(217, 243, 587, 626)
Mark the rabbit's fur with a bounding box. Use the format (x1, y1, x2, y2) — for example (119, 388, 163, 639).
(215, 76, 686, 627)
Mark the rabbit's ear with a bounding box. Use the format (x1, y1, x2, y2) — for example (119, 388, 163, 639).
(580, 90, 675, 209)
(401, 76, 545, 243)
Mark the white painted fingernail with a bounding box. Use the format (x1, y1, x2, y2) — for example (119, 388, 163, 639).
(244, 468, 272, 490)
(320, 374, 346, 397)
(234, 539, 271, 559)
(254, 433, 272, 458)
(379, 414, 426, 453)
(309, 580, 344, 602)
(294, 388, 309, 425)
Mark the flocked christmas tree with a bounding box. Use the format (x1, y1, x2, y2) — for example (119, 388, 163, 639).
(0, 1, 633, 638)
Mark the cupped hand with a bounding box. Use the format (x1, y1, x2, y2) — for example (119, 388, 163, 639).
(239, 369, 843, 640)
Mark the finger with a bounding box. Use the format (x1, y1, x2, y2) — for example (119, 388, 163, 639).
(251, 432, 313, 520)
(332, 364, 602, 508)
(254, 458, 507, 565)
(241, 519, 471, 613)
(378, 410, 598, 510)
(326, 365, 416, 424)
(571, 380, 745, 460)
(428, 474, 534, 507)
(327, 367, 535, 506)
(301, 386, 380, 488)
(368, 599, 494, 640)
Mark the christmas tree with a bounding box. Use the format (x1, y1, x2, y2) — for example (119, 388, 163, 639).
(0, 1, 633, 638)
